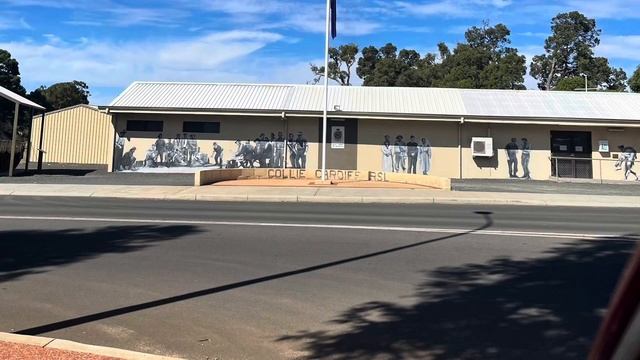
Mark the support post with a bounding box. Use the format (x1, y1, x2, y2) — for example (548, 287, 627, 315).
(458, 117, 464, 179)
(320, 0, 330, 181)
(8, 102, 19, 177)
(25, 108, 34, 172)
(37, 112, 45, 171)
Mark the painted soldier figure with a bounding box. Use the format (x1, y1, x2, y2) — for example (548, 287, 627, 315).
(505, 138, 519, 178)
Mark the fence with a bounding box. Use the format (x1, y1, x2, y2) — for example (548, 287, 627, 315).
(550, 156, 632, 184)
(0, 140, 26, 173)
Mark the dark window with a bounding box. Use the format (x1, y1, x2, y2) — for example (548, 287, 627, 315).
(183, 121, 220, 133)
(126, 120, 163, 132)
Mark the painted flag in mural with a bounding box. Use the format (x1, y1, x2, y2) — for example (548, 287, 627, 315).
(330, 0, 337, 38)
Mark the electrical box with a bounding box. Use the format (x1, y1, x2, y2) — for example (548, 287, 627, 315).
(598, 140, 609, 152)
(471, 137, 494, 157)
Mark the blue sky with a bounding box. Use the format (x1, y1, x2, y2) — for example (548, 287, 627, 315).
(1, 0, 639, 104)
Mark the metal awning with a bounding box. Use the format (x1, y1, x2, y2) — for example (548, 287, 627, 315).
(0, 86, 45, 111)
(1, 85, 46, 177)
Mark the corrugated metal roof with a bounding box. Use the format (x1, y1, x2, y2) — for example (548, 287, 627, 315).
(460, 89, 640, 121)
(108, 81, 640, 122)
(0, 85, 45, 110)
(287, 86, 466, 116)
(110, 82, 293, 111)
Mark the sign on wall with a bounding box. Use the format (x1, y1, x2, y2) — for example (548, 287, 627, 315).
(331, 126, 345, 149)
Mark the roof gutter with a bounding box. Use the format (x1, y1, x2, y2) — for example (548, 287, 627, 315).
(99, 106, 640, 127)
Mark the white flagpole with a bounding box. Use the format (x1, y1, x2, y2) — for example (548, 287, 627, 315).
(321, 0, 330, 181)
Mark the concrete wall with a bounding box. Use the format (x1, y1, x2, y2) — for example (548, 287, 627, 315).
(30, 105, 114, 165)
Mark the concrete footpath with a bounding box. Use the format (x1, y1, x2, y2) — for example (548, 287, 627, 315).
(1, 183, 639, 207)
(0, 332, 182, 360)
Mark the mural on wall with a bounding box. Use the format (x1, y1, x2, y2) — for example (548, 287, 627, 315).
(616, 145, 638, 181)
(382, 134, 432, 175)
(505, 137, 531, 180)
(115, 131, 308, 172)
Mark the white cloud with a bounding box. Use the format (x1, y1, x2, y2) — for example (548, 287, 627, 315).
(598, 35, 640, 61)
(0, 13, 32, 30)
(395, 1, 472, 17)
(566, 0, 640, 19)
(393, 0, 514, 18)
(0, 30, 285, 91)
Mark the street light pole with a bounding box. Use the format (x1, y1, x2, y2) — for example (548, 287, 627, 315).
(581, 73, 588, 92)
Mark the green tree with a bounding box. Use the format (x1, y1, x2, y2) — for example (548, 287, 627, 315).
(356, 43, 439, 87)
(0, 49, 27, 139)
(630, 66, 640, 93)
(0, 49, 26, 96)
(435, 23, 526, 89)
(530, 11, 626, 91)
(310, 43, 358, 86)
(29, 81, 90, 111)
(555, 76, 588, 91)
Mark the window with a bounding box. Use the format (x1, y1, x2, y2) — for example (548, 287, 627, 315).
(183, 121, 220, 134)
(126, 120, 163, 132)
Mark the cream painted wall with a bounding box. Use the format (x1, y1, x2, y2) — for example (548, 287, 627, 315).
(112, 114, 319, 171)
(590, 127, 640, 181)
(358, 119, 640, 181)
(461, 123, 551, 180)
(111, 113, 640, 181)
(357, 119, 461, 178)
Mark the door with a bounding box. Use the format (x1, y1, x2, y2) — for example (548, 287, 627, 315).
(550, 131, 592, 178)
(318, 118, 358, 170)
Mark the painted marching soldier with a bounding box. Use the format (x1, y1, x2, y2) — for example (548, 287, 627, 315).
(505, 138, 519, 178)
(187, 134, 198, 166)
(616, 145, 639, 181)
(274, 132, 285, 168)
(521, 138, 531, 180)
(154, 133, 166, 165)
(419, 137, 432, 175)
(406, 135, 419, 174)
(295, 132, 308, 169)
(287, 133, 297, 168)
(114, 130, 127, 171)
(393, 135, 406, 173)
(382, 135, 393, 172)
(213, 142, 224, 168)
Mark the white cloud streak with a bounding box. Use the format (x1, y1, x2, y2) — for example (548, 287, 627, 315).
(0, 31, 285, 90)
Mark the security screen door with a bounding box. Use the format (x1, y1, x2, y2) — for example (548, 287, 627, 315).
(550, 131, 593, 179)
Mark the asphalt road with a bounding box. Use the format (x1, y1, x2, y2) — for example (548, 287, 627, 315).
(1, 197, 639, 360)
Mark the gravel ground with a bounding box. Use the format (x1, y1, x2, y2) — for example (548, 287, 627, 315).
(0, 341, 120, 360)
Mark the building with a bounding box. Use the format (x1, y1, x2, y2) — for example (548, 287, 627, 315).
(30, 104, 114, 166)
(102, 82, 640, 181)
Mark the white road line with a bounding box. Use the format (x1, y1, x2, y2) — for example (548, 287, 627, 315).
(0, 215, 635, 241)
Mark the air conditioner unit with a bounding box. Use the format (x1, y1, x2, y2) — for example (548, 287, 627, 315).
(471, 137, 494, 157)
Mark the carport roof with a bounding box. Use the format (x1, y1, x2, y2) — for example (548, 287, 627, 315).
(107, 81, 640, 123)
(0, 85, 46, 110)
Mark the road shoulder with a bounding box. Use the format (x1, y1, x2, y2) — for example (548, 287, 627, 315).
(0, 332, 182, 360)
(1, 183, 639, 208)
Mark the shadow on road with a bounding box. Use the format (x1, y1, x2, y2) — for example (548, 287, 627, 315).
(14, 212, 495, 336)
(0, 225, 202, 283)
(278, 238, 638, 360)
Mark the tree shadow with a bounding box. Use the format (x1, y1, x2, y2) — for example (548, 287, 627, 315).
(0, 225, 202, 283)
(14, 212, 494, 336)
(279, 238, 638, 359)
